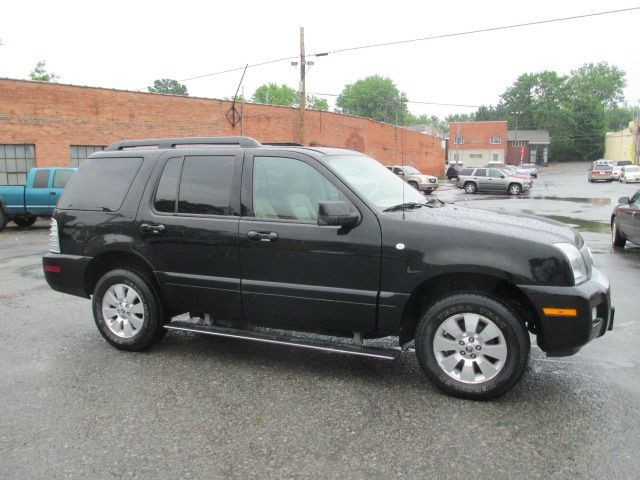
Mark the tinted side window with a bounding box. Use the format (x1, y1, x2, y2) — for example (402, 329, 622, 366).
(253, 156, 343, 222)
(58, 157, 143, 211)
(460, 168, 474, 176)
(489, 169, 503, 178)
(474, 169, 487, 177)
(178, 155, 235, 216)
(154, 158, 182, 213)
(33, 170, 50, 188)
(52, 170, 75, 188)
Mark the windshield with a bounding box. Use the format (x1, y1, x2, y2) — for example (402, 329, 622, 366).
(326, 154, 424, 209)
(625, 166, 640, 172)
(403, 166, 421, 175)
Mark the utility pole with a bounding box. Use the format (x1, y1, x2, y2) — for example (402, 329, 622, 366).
(299, 27, 306, 145)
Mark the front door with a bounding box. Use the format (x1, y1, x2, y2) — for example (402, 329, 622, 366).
(135, 151, 243, 320)
(238, 153, 381, 334)
(619, 191, 640, 244)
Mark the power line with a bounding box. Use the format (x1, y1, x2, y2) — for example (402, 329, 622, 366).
(139, 6, 640, 90)
(316, 7, 640, 56)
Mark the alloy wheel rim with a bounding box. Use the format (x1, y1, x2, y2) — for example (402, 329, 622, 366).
(102, 283, 145, 338)
(432, 313, 508, 384)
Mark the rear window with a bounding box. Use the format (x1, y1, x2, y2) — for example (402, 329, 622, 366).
(52, 170, 75, 188)
(58, 157, 143, 211)
(460, 168, 474, 176)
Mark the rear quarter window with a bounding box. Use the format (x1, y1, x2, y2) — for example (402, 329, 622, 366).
(58, 157, 143, 211)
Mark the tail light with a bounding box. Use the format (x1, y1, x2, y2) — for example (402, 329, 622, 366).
(49, 218, 61, 253)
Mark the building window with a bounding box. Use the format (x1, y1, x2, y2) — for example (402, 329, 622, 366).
(70, 145, 105, 167)
(490, 136, 501, 144)
(453, 135, 464, 145)
(0, 144, 36, 185)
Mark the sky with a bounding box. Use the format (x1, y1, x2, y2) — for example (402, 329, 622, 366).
(1, 0, 639, 120)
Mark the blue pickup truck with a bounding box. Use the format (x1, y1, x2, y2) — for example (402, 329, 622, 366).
(0, 167, 77, 231)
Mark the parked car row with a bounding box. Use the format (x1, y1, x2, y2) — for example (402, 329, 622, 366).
(589, 160, 638, 183)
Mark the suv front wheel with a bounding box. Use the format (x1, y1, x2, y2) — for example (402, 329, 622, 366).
(415, 293, 530, 400)
(92, 269, 167, 351)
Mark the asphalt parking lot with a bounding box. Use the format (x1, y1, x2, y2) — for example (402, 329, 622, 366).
(1, 162, 639, 479)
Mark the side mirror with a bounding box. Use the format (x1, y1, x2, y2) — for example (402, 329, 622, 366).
(317, 201, 360, 228)
(618, 196, 630, 204)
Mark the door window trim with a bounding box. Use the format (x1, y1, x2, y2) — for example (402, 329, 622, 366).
(241, 152, 360, 225)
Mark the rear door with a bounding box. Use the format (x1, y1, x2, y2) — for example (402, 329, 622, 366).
(238, 151, 381, 333)
(135, 151, 243, 320)
(620, 192, 640, 243)
(26, 169, 52, 215)
(49, 169, 76, 207)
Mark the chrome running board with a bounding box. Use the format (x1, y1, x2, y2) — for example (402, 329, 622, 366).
(165, 321, 400, 361)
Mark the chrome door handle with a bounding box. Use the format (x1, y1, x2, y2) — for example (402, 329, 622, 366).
(247, 230, 278, 242)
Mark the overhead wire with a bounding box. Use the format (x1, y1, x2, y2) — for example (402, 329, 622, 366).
(137, 6, 640, 91)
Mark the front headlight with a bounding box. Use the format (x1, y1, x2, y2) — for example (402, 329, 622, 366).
(555, 243, 588, 285)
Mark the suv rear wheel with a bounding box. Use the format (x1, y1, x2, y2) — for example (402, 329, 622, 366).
(464, 182, 477, 194)
(92, 269, 167, 351)
(415, 293, 530, 400)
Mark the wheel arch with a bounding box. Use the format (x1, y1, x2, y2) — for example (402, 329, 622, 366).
(398, 272, 540, 345)
(84, 250, 165, 303)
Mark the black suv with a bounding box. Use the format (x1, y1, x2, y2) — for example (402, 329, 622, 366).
(43, 137, 613, 400)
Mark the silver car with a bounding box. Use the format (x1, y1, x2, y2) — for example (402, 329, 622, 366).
(387, 165, 439, 193)
(457, 167, 532, 195)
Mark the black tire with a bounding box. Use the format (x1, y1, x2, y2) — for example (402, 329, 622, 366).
(415, 293, 530, 400)
(508, 183, 522, 195)
(612, 218, 626, 248)
(92, 269, 167, 351)
(463, 182, 477, 194)
(0, 210, 7, 231)
(408, 181, 419, 191)
(13, 215, 37, 228)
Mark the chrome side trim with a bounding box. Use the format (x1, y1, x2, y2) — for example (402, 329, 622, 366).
(165, 322, 399, 360)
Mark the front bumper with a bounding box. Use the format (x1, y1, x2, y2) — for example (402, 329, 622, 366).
(518, 267, 613, 356)
(43, 253, 91, 299)
(418, 182, 439, 192)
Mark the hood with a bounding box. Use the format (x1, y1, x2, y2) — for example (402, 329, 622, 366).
(394, 203, 579, 246)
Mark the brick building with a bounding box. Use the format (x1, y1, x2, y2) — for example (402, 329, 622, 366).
(447, 121, 508, 167)
(0, 79, 444, 185)
(507, 130, 550, 165)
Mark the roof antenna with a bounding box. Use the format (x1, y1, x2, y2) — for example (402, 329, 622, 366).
(225, 64, 248, 129)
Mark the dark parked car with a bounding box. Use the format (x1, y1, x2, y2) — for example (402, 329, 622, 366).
(446, 164, 461, 180)
(43, 136, 613, 400)
(611, 190, 640, 247)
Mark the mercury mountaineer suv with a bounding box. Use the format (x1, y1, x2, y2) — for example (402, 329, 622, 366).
(43, 136, 614, 400)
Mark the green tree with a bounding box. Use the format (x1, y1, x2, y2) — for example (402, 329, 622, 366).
(606, 106, 634, 131)
(306, 95, 329, 111)
(252, 83, 298, 106)
(148, 79, 188, 96)
(29, 60, 58, 82)
(336, 75, 409, 124)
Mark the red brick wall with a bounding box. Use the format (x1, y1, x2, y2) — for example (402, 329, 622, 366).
(0, 79, 445, 176)
(448, 121, 508, 151)
(506, 142, 530, 165)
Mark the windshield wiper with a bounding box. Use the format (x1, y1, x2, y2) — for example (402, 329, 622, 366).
(383, 202, 424, 212)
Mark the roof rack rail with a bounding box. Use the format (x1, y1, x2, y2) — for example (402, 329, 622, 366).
(105, 136, 262, 151)
(262, 142, 304, 147)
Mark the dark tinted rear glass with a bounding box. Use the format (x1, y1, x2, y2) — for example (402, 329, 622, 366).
(33, 170, 50, 188)
(474, 168, 487, 177)
(178, 155, 236, 215)
(58, 157, 143, 211)
(154, 157, 182, 213)
(460, 168, 474, 176)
